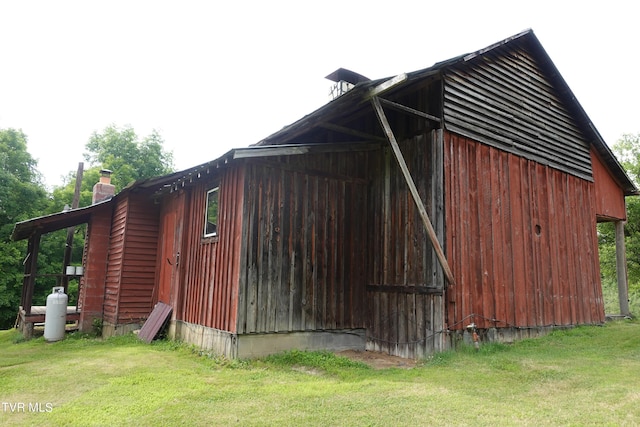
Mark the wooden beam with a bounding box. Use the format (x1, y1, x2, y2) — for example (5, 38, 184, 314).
(366, 284, 443, 296)
(377, 97, 441, 123)
(369, 73, 408, 98)
(232, 142, 382, 159)
(615, 220, 630, 316)
(233, 146, 310, 159)
(371, 96, 456, 286)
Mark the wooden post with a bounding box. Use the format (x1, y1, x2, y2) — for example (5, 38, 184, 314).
(62, 162, 84, 295)
(22, 232, 41, 315)
(371, 96, 456, 286)
(615, 220, 630, 316)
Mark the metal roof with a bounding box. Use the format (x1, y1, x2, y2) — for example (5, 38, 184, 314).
(86, 29, 636, 197)
(325, 68, 371, 84)
(11, 198, 113, 241)
(254, 29, 637, 195)
(13, 29, 635, 242)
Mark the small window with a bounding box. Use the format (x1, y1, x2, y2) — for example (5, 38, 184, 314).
(204, 187, 219, 237)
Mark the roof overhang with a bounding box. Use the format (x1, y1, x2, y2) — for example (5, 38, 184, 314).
(11, 198, 113, 241)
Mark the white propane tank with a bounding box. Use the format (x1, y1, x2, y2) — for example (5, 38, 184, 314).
(44, 286, 68, 342)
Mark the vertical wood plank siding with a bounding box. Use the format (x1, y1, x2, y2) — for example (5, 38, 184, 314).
(238, 152, 369, 334)
(103, 194, 160, 324)
(366, 131, 446, 358)
(591, 149, 627, 220)
(177, 167, 245, 333)
(444, 46, 593, 182)
(444, 132, 604, 330)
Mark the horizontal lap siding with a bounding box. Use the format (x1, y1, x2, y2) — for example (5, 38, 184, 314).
(117, 194, 160, 323)
(103, 199, 127, 324)
(238, 154, 368, 334)
(179, 167, 244, 333)
(445, 132, 604, 330)
(444, 46, 593, 182)
(367, 131, 446, 358)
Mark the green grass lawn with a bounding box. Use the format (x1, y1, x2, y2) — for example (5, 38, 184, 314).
(1, 321, 639, 426)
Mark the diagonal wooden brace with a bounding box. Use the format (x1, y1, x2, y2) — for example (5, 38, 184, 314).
(371, 95, 456, 286)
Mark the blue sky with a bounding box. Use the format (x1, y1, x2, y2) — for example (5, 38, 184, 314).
(1, 1, 638, 187)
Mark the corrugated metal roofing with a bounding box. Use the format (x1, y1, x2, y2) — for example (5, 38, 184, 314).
(138, 301, 172, 343)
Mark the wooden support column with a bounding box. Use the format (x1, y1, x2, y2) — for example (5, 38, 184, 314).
(615, 220, 630, 316)
(21, 232, 41, 315)
(371, 96, 455, 286)
(62, 162, 84, 295)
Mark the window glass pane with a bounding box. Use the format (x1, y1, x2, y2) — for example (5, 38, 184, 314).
(205, 187, 219, 236)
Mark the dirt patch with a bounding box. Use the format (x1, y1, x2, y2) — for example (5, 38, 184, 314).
(336, 350, 417, 369)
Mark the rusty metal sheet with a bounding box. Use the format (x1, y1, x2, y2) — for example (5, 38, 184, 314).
(138, 301, 172, 343)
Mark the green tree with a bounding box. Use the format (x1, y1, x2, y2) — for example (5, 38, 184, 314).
(51, 124, 174, 227)
(84, 124, 174, 190)
(611, 133, 640, 185)
(45, 125, 175, 307)
(598, 133, 640, 315)
(0, 129, 48, 329)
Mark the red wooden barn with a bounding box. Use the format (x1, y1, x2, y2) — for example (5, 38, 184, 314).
(13, 30, 636, 358)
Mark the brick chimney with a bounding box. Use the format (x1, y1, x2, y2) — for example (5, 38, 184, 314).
(92, 169, 115, 204)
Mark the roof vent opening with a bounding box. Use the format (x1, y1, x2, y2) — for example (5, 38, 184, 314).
(325, 68, 370, 100)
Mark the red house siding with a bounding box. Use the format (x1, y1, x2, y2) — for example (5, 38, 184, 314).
(444, 132, 604, 330)
(591, 149, 627, 221)
(103, 198, 127, 324)
(78, 206, 113, 332)
(103, 193, 159, 326)
(118, 194, 159, 322)
(176, 166, 245, 333)
(156, 191, 185, 308)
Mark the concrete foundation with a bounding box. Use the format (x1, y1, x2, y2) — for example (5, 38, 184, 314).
(448, 324, 587, 350)
(168, 320, 366, 359)
(236, 329, 366, 359)
(102, 321, 143, 338)
(169, 320, 237, 357)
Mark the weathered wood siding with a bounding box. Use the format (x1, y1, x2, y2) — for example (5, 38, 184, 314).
(445, 132, 604, 330)
(444, 45, 593, 181)
(117, 194, 159, 322)
(103, 194, 159, 325)
(178, 167, 244, 333)
(591, 149, 627, 221)
(156, 191, 185, 308)
(102, 198, 127, 324)
(78, 205, 113, 332)
(366, 131, 446, 358)
(237, 152, 369, 334)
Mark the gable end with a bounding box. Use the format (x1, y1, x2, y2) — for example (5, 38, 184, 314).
(443, 46, 592, 181)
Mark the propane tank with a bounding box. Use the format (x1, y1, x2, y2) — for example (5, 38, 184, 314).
(44, 287, 68, 342)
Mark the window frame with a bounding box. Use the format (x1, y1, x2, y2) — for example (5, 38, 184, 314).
(203, 186, 220, 238)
